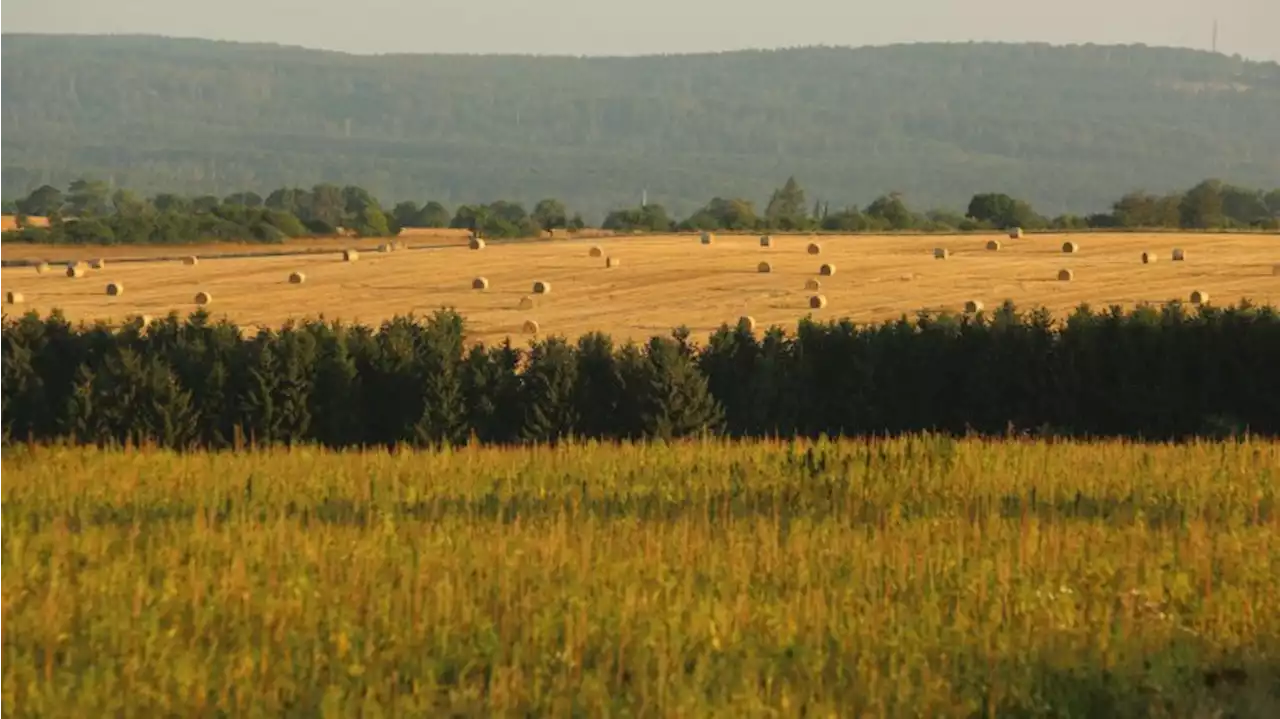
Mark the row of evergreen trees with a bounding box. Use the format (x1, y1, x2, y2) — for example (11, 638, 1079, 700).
(4, 301, 1277, 448)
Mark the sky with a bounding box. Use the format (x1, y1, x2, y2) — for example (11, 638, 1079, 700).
(3, 0, 1279, 63)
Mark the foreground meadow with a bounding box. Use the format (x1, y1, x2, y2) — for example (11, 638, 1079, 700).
(3, 438, 1279, 716)
(3, 231, 1277, 345)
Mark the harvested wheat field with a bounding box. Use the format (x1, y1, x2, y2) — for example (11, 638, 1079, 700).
(3, 232, 1277, 344)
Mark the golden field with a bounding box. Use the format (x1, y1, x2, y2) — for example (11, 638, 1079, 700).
(3, 231, 1278, 344)
(3, 438, 1278, 715)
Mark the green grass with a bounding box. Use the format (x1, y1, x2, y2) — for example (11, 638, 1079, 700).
(3, 437, 1279, 716)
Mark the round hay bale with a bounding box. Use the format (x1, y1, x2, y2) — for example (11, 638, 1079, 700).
(378, 243, 394, 253)
(588, 246, 604, 257)
(819, 263, 836, 276)
(182, 256, 199, 266)
(1172, 248, 1186, 261)
(757, 261, 773, 273)
(472, 276, 490, 290)
(522, 319, 540, 334)
(964, 300, 985, 313)
(1141, 251, 1157, 264)
(1057, 269, 1074, 282)
(90, 258, 107, 270)
(759, 235, 773, 248)
(808, 294, 828, 309)
(518, 296, 535, 310)
(65, 264, 86, 279)
(739, 316, 757, 331)
(986, 240, 1002, 251)
(933, 248, 950, 259)
(289, 271, 306, 284)
(131, 314, 152, 327)
(532, 281, 551, 295)
(605, 256, 621, 268)
(1190, 290, 1209, 305)
(342, 249, 360, 262)
(1008, 227, 1024, 239)
(1062, 241, 1080, 254)
(194, 291, 213, 306)
(804, 278, 822, 291)
(700, 232, 715, 245)
(469, 237, 487, 250)
(1273, 264, 1280, 276)
(105, 282, 124, 296)
(807, 242, 821, 255)
(6, 291, 24, 305)
(34, 261, 50, 275)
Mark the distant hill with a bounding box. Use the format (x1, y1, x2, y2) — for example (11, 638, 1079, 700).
(3, 34, 1279, 219)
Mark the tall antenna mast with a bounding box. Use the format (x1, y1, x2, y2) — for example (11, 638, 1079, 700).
(642, 189, 647, 207)
(1212, 18, 1218, 53)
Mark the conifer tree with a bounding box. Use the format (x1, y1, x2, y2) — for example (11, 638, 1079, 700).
(573, 332, 621, 440)
(519, 337, 580, 443)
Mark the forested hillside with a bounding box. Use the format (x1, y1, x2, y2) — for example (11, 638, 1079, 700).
(3, 34, 1279, 220)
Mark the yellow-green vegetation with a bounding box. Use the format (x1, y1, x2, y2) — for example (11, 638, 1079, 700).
(3, 437, 1279, 716)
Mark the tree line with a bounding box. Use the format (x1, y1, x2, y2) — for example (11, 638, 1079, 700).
(2, 181, 587, 245)
(5, 176, 1276, 246)
(4, 301, 1277, 448)
(603, 177, 1280, 233)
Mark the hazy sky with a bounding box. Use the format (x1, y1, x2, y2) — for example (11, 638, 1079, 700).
(4, 0, 1278, 62)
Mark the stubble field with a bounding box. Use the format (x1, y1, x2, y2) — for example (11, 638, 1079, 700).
(3, 231, 1278, 344)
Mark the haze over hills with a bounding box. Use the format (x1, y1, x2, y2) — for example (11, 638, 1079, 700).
(2, 34, 1279, 220)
